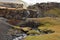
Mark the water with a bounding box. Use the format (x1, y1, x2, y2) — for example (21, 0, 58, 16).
(22, 10, 30, 20)
(13, 34, 27, 40)
(25, 10, 30, 18)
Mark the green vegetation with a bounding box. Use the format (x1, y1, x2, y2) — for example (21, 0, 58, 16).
(44, 8, 60, 17)
(27, 30, 40, 35)
(24, 34, 60, 40)
(21, 27, 31, 31)
(24, 17, 60, 40)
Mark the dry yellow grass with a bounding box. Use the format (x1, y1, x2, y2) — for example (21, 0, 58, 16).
(24, 26, 60, 40)
(25, 33, 60, 40)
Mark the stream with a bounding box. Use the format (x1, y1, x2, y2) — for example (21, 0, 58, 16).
(13, 34, 27, 40)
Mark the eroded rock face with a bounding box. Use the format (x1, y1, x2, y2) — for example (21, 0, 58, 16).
(0, 9, 27, 19)
(0, 9, 38, 18)
(0, 2, 23, 8)
(0, 8, 39, 25)
(1, 2, 60, 19)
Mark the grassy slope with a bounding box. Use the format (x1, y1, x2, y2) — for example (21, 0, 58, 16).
(24, 17, 60, 40)
(25, 33, 60, 40)
(44, 8, 60, 17)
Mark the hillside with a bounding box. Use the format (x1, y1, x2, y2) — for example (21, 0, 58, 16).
(28, 2, 60, 17)
(0, 2, 60, 19)
(0, 2, 60, 40)
(24, 17, 60, 40)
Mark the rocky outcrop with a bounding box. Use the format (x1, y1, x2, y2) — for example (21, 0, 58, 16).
(0, 2, 23, 8)
(28, 2, 60, 10)
(28, 2, 60, 17)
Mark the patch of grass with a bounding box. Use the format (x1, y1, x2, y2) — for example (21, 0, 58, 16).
(24, 33, 60, 40)
(44, 8, 60, 17)
(24, 17, 60, 40)
(38, 27, 49, 30)
(27, 30, 40, 35)
(21, 27, 31, 31)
